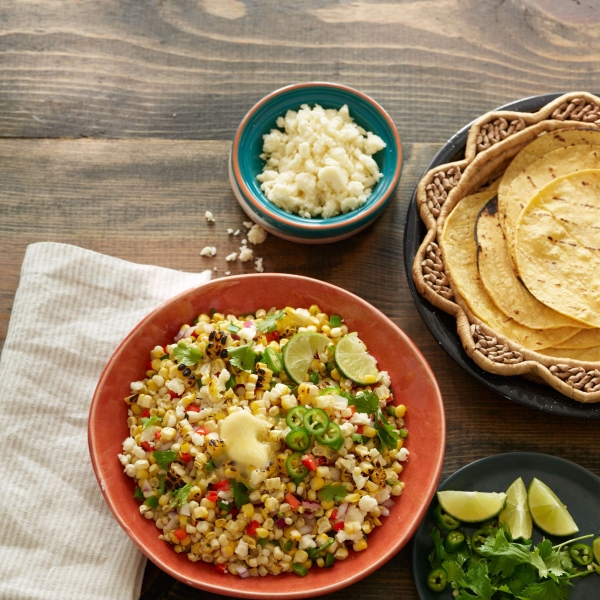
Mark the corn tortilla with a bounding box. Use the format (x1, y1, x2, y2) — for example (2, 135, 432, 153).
(554, 328, 600, 349)
(441, 188, 579, 351)
(540, 346, 600, 363)
(476, 196, 584, 330)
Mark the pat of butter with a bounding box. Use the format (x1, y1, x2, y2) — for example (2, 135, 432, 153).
(220, 410, 272, 472)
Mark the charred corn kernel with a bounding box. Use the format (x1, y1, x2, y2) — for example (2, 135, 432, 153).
(136, 469, 149, 479)
(330, 368, 341, 381)
(395, 404, 406, 418)
(256, 528, 269, 539)
(362, 521, 373, 534)
(321, 500, 334, 510)
(365, 480, 379, 493)
(334, 547, 349, 560)
(310, 477, 325, 491)
(362, 426, 377, 438)
(181, 394, 195, 407)
(215, 518, 227, 528)
(345, 493, 360, 503)
(224, 467, 237, 478)
(131, 404, 141, 415)
(290, 529, 302, 542)
(297, 383, 311, 396)
(353, 539, 368, 552)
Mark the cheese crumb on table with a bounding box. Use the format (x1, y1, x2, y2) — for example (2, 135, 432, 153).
(257, 103, 386, 219)
(248, 224, 268, 245)
(205, 211, 215, 222)
(243, 221, 253, 229)
(233, 230, 240, 236)
(224, 271, 231, 276)
(239, 246, 253, 262)
(200, 246, 217, 257)
(227, 228, 234, 235)
(226, 252, 237, 262)
(254, 257, 264, 272)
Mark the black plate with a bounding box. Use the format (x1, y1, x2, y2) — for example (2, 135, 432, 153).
(412, 452, 600, 599)
(403, 92, 600, 418)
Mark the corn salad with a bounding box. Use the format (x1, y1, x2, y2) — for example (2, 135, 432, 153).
(118, 306, 409, 578)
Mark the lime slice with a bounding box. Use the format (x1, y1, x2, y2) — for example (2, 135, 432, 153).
(437, 490, 507, 523)
(334, 334, 381, 385)
(593, 537, 600, 564)
(282, 332, 330, 384)
(527, 478, 578, 536)
(498, 477, 532, 540)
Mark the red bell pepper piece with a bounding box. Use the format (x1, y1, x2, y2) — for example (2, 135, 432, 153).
(140, 409, 151, 418)
(333, 521, 345, 531)
(141, 441, 154, 452)
(212, 480, 231, 491)
(179, 452, 192, 463)
(186, 404, 200, 413)
(247, 520, 261, 536)
(330, 509, 338, 521)
(154, 431, 162, 440)
(167, 390, 180, 399)
(301, 454, 317, 471)
(284, 493, 300, 510)
(174, 528, 187, 540)
(206, 491, 219, 503)
(194, 426, 209, 435)
(356, 425, 364, 435)
(214, 562, 228, 574)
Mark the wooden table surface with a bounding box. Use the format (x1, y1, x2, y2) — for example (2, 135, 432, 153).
(2, 1, 600, 598)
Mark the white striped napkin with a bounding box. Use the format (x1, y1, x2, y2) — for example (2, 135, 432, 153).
(0, 243, 211, 600)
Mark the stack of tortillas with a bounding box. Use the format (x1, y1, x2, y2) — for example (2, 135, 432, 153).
(441, 129, 600, 362)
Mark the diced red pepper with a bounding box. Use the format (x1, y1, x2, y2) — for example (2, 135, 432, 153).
(230, 508, 240, 517)
(141, 441, 154, 452)
(168, 390, 180, 399)
(330, 509, 338, 521)
(284, 493, 300, 510)
(174, 528, 187, 541)
(179, 453, 192, 463)
(186, 404, 200, 413)
(140, 409, 151, 418)
(206, 491, 219, 503)
(194, 426, 209, 435)
(247, 520, 261, 536)
(146, 361, 154, 371)
(317, 456, 328, 466)
(154, 431, 162, 440)
(266, 331, 280, 342)
(348, 405, 356, 415)
(214, 563, 228, 574)
(301, 454, 317, 471)
(213, 480, 231, 491)
(333, 521, 345, 531)
(356, 425, 364, 434)
(231, 334, 240, 341)
(386, 394, 394, 404)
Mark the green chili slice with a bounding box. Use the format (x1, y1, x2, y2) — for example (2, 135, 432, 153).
(309, 372, 319, 385)
(570, 543, 593, 566)
(286, 452, 309, 482)
(325, 552, 335, 567)
(472, 529, 492, 556)
(426, 567, 448, 592)
(286, 428, 311, 452)
(432, 505, 460, 532)
(330, 315, 342, 327)
(292, 563, 309, 577)
(315, 422, 342, 447)
(444, 530, 465, 553)
(264, 347, 283, 373)
(286, 406, 307, 430)
(144, 495, 159, 509)
(303, 408, 330, 436)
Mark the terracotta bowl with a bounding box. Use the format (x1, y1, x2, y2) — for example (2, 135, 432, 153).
(88, 274, 445, 598)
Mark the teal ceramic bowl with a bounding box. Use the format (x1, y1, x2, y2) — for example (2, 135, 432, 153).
(229, 82, 402, 244)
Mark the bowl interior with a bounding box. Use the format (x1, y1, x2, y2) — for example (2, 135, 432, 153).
(234, 84, 401, 227)
(89, 274, 444, 598)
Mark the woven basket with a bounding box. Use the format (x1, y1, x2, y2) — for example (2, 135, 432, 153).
(412, 92, 600, 403)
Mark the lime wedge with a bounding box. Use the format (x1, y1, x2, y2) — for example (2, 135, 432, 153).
(334, 334, 381, 385)
(437, 490, 507, 523)
(498, 477, 532, 540)
(528, 478, 578, 536)
(282, 332, 330, 384)
(593, 537, 600, 564)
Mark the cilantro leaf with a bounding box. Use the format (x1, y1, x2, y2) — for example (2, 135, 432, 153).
(153, 450, 178, 470)
(230, 479, 250, 509)
(505, 564, 539, 595)
(457, 560, 494, 600)
(227, 344, 258, 372)
(173, 342, 202, 366)
(307, 537, 334, 559)
(318, 485, 348, 503)
(429, 528, 446, 568)
(518, 579, 572, 600)
(374, 410, 400, 451)
(205, 459, 215, 473)
(530, 546, 568, 580)
(141, 415, 160, 429)
(442, 560, 465, 588)
(168, 483, 192, 509)
(348, 391, 379, 414)
(256, 310, 286, 333)
(477, 527, 531, 578)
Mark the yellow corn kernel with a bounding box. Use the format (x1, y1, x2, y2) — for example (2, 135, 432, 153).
(289, 529, 302, 542)
(321, 500, 334, 511)
(321, 325, 331, 335)
(131, 404, 141, 415)
(174, 545, 183, 553)
(353, 539, 368, 552)
(373, 517, 382, 527)
(241, 503, 255, 518)
(221, 544, 234, 558)
(330, 368, 341, 381)
(303, 559, 313, 570)
(136, 469, 149, 480)
(294, 549, 308, 563)
(147, 380, 158, 392)
(149, 464, 160, 476)
(215, 518, 227, 528)
(179, 515, 190, 526)
(345, 493, 360, 503)
(215, 412, 227, 421)
(191, 542, 202, 555)
(180, 442, 190, 454)
(151, 359, 162, 371)
(395, 404, 406, 418)
(362, 521, 373, 534)
(334, 547, 349, 560)
(362, 426, 377, 438)
(181, 394, 195, 407)
(365, 480, 379, 493)
(256, 528, 269, 539)
(392, 462, 404, 474)
(158, 495, 170, 506)
(180, 536, 192, 547)
(310, 477, 325, 491)
(316, 557, 325, 568)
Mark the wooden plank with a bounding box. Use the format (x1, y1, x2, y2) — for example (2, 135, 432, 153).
(1, 0, 600, 141)
(2, 138, 600, 600)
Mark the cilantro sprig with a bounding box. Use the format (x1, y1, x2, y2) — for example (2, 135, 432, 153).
(168, 483, 192, 509)
(318, 485, 348, 503)
(256, 310, 286, 333)
(173, 342, 202, 366)
(227, 344, 258, 372)
(230, 479, 250, 509)
(153, 450, 177, 469)
(141, 415, 160, 429)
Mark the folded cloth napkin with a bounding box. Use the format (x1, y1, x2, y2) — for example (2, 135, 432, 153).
(0, 243, 211, 600)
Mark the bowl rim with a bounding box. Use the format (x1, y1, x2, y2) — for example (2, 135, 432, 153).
(88, 273, 445, 598)
(231, 82, 402, 232)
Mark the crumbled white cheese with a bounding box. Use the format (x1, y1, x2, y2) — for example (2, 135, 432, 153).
(233, 230, 240, 236)
(226, 252, 238, 262)
(205, 211, 215, 222)
(227, 228, 234, 235)
(254, 257, 264, 273)
(200, 246, 217, 257)
(248, 224, 268, 245)
(239, 246, 253, 262)
(358, 495, 379, 513)
(241, 239, 247, 246)
(213, 266, 217, 271)
(224, 271, 231, 276)
(257, 103, 386, 218)
(243, 221, 253, 229)
(166, 378, 185, 395)
(299, 535, 317, 550)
